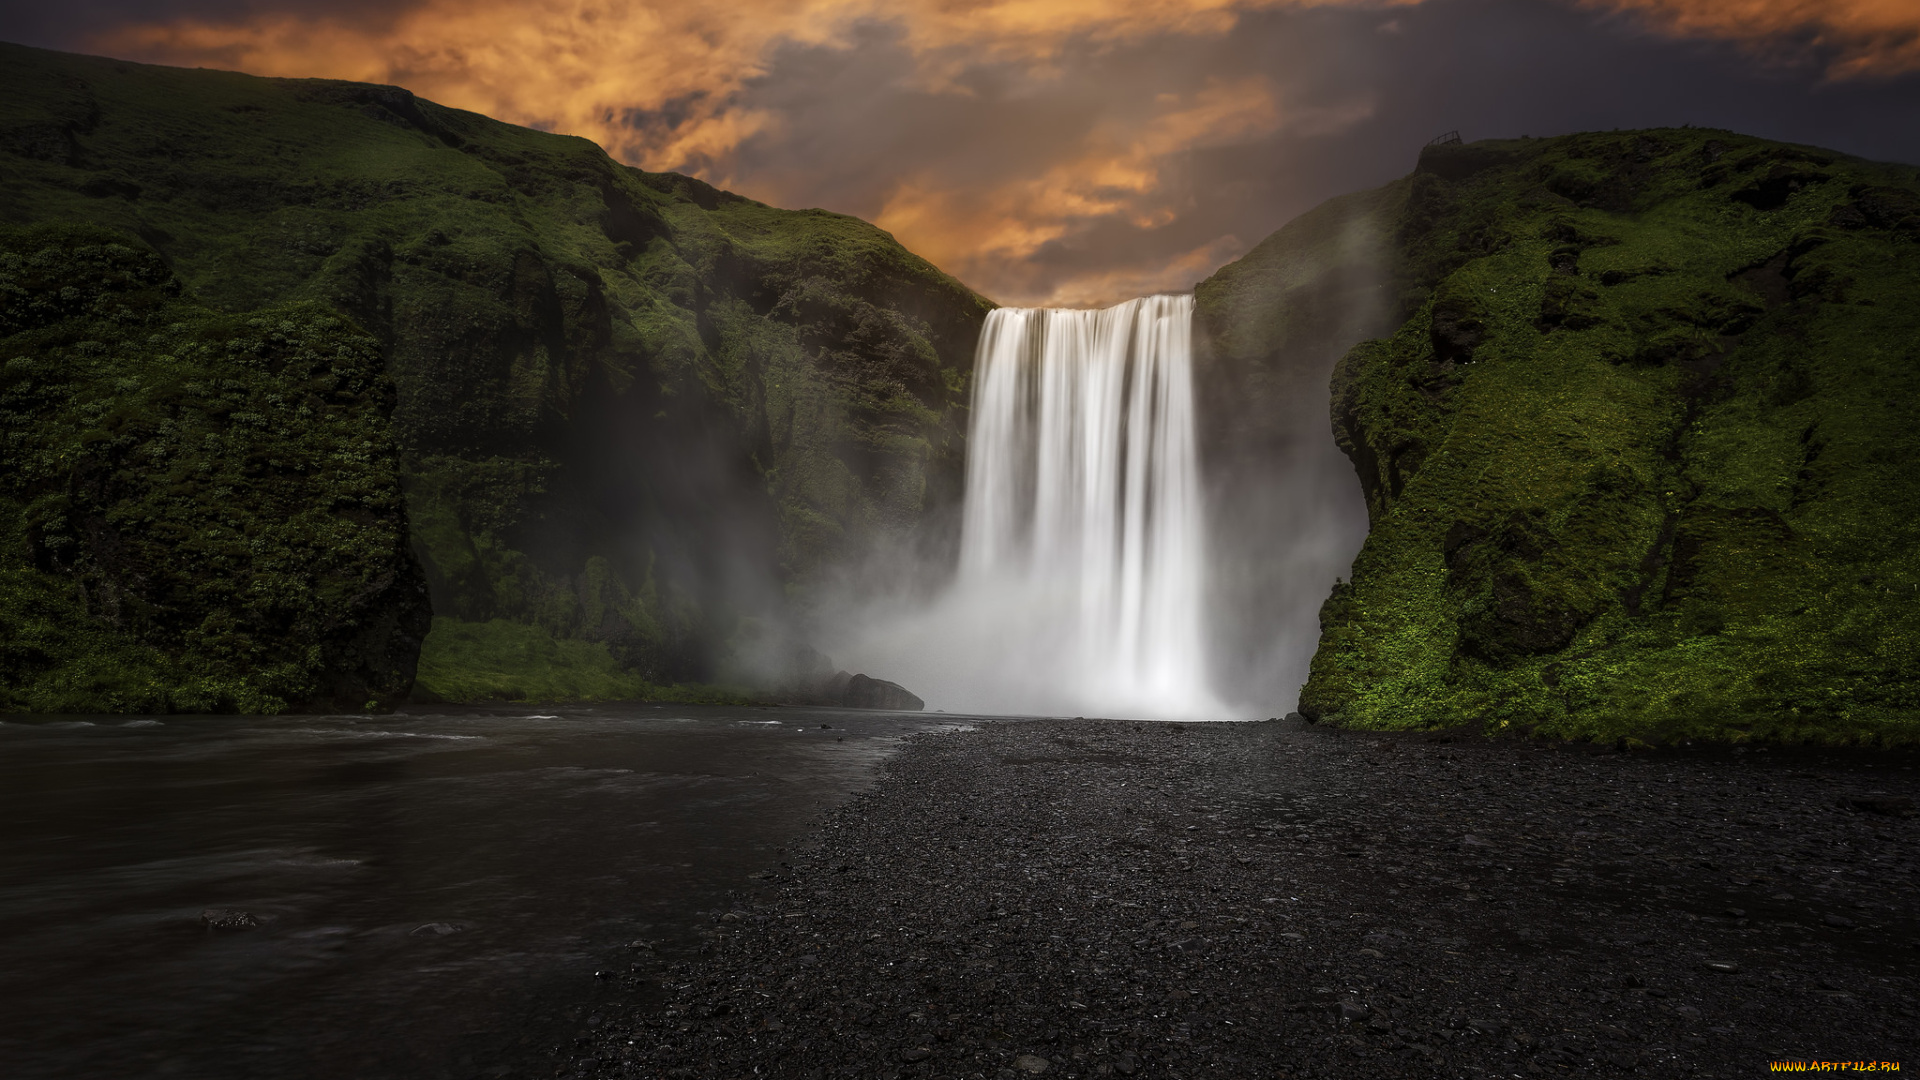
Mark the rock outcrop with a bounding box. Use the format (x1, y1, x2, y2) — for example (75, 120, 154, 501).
(842, 674, 925, 711)
(1234, 129, 1920, 745)
(0, 43, 991, 706)
(787, 667, 925, 711)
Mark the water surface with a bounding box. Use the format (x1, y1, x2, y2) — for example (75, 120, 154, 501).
(0, 704, 971, 1078)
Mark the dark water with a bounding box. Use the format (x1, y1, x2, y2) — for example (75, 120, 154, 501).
(0, 704, 975, 1079)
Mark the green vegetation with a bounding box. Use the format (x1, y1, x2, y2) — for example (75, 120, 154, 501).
(1256, 129, 1920, 745)
(18, 42, 1905, 737)
(412, 616, 751, 705)
(0, 223, 427, 713)
(0, 43, 991, 705)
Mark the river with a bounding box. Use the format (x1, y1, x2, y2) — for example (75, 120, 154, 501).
(0, 704, 974, 1078)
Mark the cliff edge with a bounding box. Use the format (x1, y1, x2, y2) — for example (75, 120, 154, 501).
(1289, 129, 1920, 744)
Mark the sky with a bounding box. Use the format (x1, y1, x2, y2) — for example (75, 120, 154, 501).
(4, 0, 1917, 306)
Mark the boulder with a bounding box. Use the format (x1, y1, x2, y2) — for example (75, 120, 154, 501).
(844, 674, 925, 711)
(787, 667, 924, 710)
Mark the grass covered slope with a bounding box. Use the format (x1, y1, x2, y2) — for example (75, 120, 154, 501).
(0, 42, 992, 701)
(1299, 129, 1920, 744)
(0, 224, 428, 712)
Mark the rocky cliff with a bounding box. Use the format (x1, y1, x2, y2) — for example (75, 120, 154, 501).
(1257, 129, 1920, 744)
(0, 223, 428, 712)
(0, 43, 992, 705)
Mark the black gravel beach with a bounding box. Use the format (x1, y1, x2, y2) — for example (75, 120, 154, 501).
(580, 719, 1919, 1079)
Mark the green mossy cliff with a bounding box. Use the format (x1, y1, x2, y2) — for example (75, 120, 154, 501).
(1254, 129, 1919, 744)
(1, 224, 428, 712)
(0, 43, 991, 706)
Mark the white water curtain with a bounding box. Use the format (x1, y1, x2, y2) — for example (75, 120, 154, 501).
(954, 295, 1217, 718)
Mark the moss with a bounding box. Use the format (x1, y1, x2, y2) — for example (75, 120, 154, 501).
(0, 222, 428, 713)
(413, 616, 753, 705)
(1280, 129, 1920, 745)
(0, 42, 992, 696)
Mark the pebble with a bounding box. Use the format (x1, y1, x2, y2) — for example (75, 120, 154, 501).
(200, 909, 259, 932)
(575, 720, 1920, 1078)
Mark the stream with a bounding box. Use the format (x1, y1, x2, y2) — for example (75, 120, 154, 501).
(0, 703, 971, 1078)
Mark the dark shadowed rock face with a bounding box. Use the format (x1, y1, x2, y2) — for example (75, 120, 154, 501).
(843, 674, 924, 711)
(0, 224, 429, 713)
(786, 669, 925, 711)
(1291, 129, 1920, 745)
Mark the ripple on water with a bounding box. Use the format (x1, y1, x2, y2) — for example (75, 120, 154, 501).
(248, 727, 487, 741)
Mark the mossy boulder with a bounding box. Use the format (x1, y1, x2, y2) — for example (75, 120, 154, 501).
(1273, 129, 1920, 745)
(0, 223, 428, 712)
(0, 43, 992, 700)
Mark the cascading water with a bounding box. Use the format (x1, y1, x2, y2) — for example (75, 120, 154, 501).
(837, 296, 1222, 719)
(957, 295, 1218, 717)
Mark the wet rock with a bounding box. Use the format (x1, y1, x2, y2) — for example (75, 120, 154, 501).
(1843, 795, 1915, 817)
(843, 674, 925, 711)
(1467, 1018, 1506, 1036)
(200, 909, 259, 932)
(791, 669, 925, 710)
(1012, 1053, 1051, 1074)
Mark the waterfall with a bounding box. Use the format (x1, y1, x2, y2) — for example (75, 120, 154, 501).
(952, 295, 1219, 718)
(829, 295, 1223, 718)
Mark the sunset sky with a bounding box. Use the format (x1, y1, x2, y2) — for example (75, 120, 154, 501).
(5, 0, 1917, 305)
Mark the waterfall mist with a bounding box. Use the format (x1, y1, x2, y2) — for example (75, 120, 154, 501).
(831, 296, 1223, 719)
(822, 194, 1395, 718)
(1193, 193, 1396, 714)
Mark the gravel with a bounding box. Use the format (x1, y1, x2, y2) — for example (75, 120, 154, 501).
(576, 718, 1919, 1078)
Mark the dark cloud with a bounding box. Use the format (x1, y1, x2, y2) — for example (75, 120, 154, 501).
(2, 0, 1915, 303)
(711, 0, 1920, 303)
(0, 0, 417, 48)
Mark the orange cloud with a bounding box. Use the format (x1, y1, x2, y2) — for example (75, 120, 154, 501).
(872, 76, 1376, 304)
(92, 0, 1918, 307)
(1043, 234, 1252, 307)
(95, 1, 1402, 305)
(1581, 0, 1920, 76)
(99, 1, 1391, 174)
